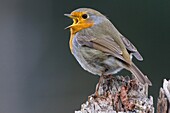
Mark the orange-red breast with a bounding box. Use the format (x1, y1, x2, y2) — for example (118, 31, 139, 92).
(65, 8, 152, 86)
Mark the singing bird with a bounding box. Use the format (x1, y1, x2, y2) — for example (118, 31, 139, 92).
(65, 8, 152, 86)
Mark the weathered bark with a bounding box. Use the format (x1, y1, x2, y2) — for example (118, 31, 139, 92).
(157, 79, 170, 113)
(75, 75, 154, 113)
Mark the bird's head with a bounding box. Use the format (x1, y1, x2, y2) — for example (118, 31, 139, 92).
(65, 8, 107, 34)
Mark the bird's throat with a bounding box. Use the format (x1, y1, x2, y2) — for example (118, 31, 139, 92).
(69, 22, 93, 53)
(69, 28, 75, 53)
(70, 22, 93, 34)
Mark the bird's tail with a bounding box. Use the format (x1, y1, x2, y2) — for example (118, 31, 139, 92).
(128, 63, 152, 86)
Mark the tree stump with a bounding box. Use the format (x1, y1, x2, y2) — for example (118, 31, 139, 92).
(75, 75, 154, 113)
(157, 79, 170, 113)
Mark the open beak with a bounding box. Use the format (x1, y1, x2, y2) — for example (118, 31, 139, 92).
(64, 14, 78, 29)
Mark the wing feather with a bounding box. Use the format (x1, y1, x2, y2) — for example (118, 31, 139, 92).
(76, 35, 127, 63)
(121, 35, 143, 61)
(76, 34, 143, 63)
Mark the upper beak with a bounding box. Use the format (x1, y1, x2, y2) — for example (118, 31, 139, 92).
(64, 14, 76, 19)
(64, 14, 72, 18)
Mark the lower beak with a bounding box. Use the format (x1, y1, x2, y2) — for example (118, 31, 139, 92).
(65, 25, 72, 29)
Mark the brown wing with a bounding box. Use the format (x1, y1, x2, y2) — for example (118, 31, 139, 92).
(120, 35, 143, 61)
(76, 35, 151, 85)
(76, 35, 129, 63)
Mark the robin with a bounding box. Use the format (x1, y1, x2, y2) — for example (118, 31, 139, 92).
(65, 8, 152, 88)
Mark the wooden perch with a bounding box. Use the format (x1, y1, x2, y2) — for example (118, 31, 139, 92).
(75, 75, 154, 113)
(157, 79, 170, 113)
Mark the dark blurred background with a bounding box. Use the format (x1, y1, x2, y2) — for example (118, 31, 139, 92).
(0, 0, 170, 113)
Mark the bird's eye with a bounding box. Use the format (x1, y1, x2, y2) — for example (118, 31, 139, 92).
(82, 14, 88, 19)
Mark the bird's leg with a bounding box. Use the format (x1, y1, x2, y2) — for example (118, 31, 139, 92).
(95, 74, 104, 97)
